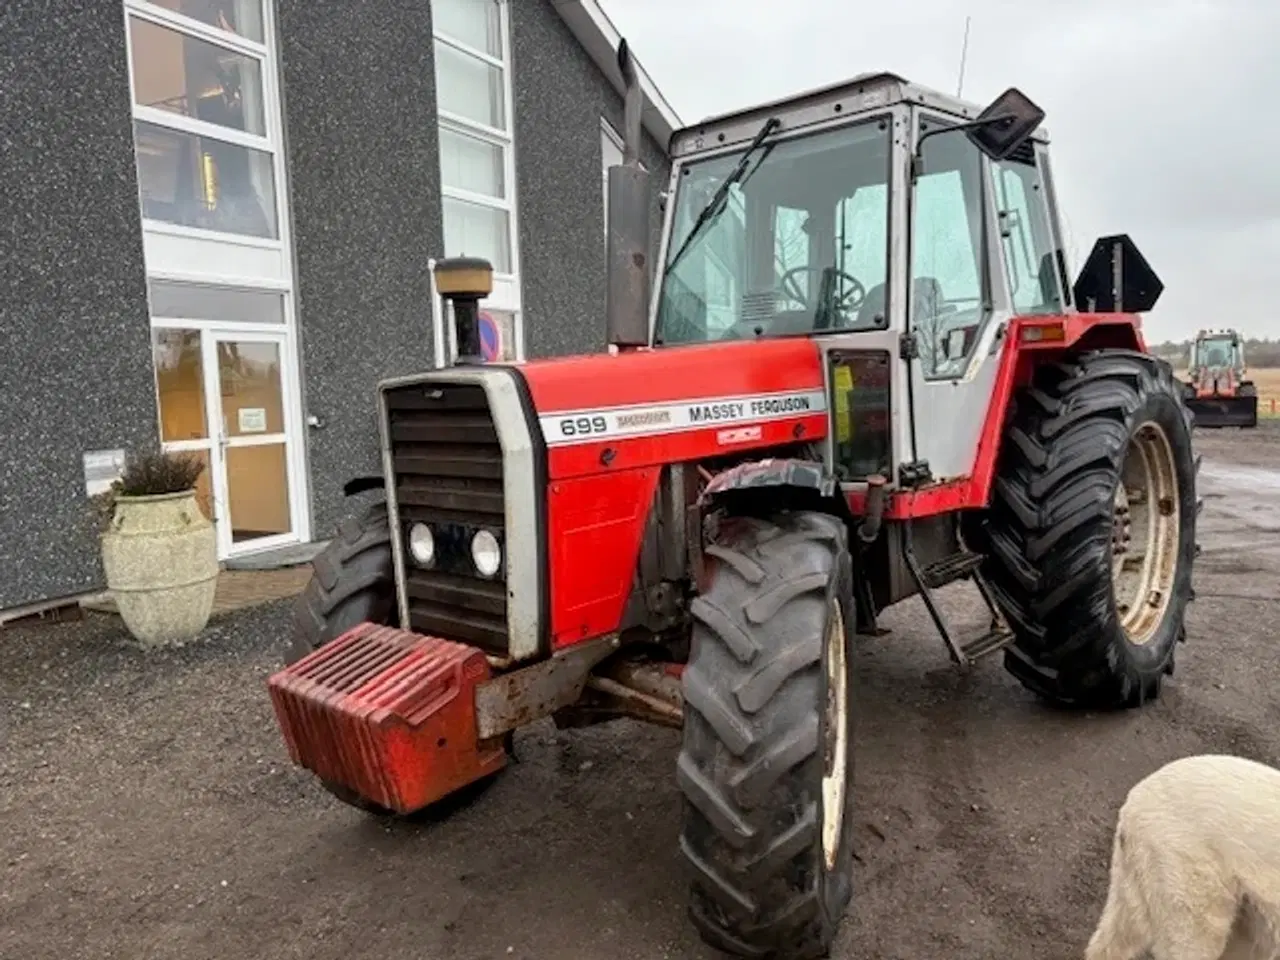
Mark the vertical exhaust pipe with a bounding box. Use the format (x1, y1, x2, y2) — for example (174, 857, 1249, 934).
(605, 39, 652, 351)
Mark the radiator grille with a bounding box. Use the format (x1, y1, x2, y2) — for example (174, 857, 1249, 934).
(385, 382, 508, 656)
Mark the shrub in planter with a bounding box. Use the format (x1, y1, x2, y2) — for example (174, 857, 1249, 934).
(98, 448, 218, 647)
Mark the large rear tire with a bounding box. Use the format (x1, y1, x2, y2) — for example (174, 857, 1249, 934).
(286, 499, 505, 815)
(678, 511, 856, 960)
(980, 350, 1197, 708)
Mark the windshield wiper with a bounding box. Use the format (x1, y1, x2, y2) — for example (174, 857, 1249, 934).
(663, 116, 781, 280)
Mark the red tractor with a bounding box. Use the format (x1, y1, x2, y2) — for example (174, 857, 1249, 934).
(268, 48, 1198, 960)
(1182, 327, 1258, 428)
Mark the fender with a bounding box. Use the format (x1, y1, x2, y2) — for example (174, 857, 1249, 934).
(847, 312, 1148, 519)
(700, 458, 849, 519)
(342, 476, 384, 497)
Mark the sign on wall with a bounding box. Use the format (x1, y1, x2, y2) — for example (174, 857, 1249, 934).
(479, 311, 503, 362)
(83, 449, 127, 497)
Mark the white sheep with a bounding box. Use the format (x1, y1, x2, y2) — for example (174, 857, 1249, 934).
(1085, 753, 1280, 960)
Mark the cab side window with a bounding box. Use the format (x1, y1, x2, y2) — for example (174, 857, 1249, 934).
(910, 121, 986, 380)
(992, 152, 1064, 316)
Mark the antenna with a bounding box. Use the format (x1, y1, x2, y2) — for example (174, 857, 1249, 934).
(956, 15, 971, 98)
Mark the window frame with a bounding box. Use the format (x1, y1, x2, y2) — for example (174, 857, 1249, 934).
(433, 0, 523, 358)
(123, 0, 286, 248)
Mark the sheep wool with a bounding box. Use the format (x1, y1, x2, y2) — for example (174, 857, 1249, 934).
(1085, 753, 1280, 960)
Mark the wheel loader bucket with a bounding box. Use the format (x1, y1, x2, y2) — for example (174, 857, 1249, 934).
(1187, 394, 1258, 428)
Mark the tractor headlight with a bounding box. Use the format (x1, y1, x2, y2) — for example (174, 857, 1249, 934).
(407, 523, 435, 567)
(470, 529, 502, 578)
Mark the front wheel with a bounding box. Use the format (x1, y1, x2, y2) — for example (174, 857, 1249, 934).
(678, 511, 856, 960)
(980, 350, 1197, 708)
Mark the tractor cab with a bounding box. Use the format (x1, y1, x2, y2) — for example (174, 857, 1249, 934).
(646, 74, 1077, 482)
(1191, 330, 1244, 374)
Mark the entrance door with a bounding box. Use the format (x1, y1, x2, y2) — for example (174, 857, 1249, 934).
(152, 325, 303, 558)
(208, 330, 300, 556)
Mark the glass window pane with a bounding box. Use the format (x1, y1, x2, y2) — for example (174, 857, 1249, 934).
(444, 305, 519, 362)
(655, 118, 891, 346)
(910, 125, 986, 381)
(439, 127, 505, 198)
(226, 444, 291, 542)
(149, 0, 264, 43)
(480, 307, 517, 361)
(992, 156, 1064, 316)
(435, 39, 505, 129)
(134, 119, 278, 238)
(129, 16, 266, 136)
(153, 328, 208, 442)
(432, 0, 502, 57)
(149, 280, 284, 323)
(217, 340, 285, 438)
(442, 196, 511, 273)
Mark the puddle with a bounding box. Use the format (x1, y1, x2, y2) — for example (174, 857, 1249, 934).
(1199, 461, 1280, 494)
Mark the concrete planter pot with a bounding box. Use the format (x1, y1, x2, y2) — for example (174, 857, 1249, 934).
(101, 490, 218, 648)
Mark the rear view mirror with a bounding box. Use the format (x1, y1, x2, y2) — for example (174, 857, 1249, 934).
(965, 88, 1046, 161)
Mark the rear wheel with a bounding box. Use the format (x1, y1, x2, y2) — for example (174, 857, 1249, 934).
(287, 499, 506, 815)
(678, 511, 856, 960)
(980, 350, 1197, 708)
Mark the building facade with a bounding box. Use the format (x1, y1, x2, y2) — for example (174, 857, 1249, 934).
(0, 0, 679, 616)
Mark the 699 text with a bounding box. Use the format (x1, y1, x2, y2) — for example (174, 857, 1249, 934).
(558, 416, 608, 437)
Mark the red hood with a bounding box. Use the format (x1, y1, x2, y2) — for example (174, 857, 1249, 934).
(517, 338, 825, 414)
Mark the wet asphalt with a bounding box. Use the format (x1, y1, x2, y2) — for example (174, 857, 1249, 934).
(2, 421, 1279, 960)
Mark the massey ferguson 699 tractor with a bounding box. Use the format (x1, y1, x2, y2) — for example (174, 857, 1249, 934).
(1181, 327, 1258, 428)
(268, 47, 1199, 959)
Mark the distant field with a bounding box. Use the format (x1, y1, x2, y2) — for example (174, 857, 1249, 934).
(1174, 365, 1280, 417)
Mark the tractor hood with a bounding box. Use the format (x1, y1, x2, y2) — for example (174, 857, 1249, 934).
(515, 338, 829, 479)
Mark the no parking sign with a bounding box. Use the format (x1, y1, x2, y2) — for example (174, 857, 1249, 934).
(478, 311, 502, 362)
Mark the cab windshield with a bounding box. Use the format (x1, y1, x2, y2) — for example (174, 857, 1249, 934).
(654, 117, 892, 345)
(1193, 336, 1239, 369)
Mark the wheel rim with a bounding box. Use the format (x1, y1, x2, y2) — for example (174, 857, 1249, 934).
(1110, 421, 1181, 645)
(821, 599, 850, 871)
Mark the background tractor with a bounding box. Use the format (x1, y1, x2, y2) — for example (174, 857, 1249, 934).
(1182, 327, 1258, 428)
(268, 46, 1199, 960)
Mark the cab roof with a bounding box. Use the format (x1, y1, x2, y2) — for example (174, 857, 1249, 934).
(669, 71, 1049, 159)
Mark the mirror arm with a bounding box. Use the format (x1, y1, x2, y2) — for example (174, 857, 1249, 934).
(910, 115, 1017, 180)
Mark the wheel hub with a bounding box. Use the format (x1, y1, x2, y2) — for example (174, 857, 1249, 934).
(821, 601, 849, 871)
(1110, 421, 1181, 646)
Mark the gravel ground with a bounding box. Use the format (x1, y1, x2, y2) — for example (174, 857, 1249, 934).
(3, 422, 1280, 960)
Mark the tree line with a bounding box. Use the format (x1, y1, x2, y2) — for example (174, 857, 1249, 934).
(1149, 337, 1280, 368)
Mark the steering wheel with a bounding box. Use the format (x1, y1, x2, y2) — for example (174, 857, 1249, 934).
(778, 265, 866, 319)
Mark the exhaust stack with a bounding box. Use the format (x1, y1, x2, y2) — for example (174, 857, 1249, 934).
(435, 256, 493, 365)
(605, 39, 651, 351)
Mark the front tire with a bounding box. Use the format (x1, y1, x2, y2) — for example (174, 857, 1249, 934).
(678, 511, 856, 960)
(980, 350, 1197, 708)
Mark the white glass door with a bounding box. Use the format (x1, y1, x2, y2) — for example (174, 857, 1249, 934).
(152, 325, 304, 558)
(207, 330, 301, 556)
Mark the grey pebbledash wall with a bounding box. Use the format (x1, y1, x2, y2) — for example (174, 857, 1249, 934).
(0, 0, 159, 611)
(282, 0, 672, 539)
(276, 0, 447, 539)
(509, 0, 671, 360)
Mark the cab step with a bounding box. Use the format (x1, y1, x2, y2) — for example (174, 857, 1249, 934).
(901, 529, 1015, 669)
(918, 550, 984, 589)
(958, 626, 1016, 662)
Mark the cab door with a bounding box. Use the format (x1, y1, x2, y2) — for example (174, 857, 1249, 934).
(905, 115, 1066, 482)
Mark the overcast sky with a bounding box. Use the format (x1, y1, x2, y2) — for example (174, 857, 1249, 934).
(602, 0, 1279, 343)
